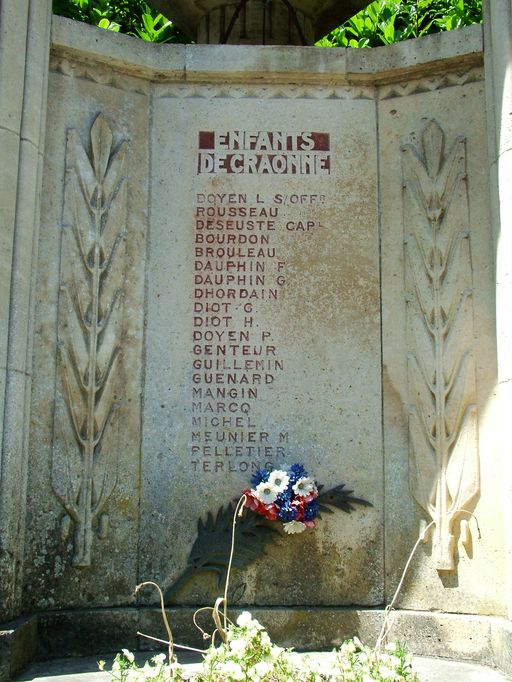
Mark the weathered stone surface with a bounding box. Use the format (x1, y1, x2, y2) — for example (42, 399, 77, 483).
(140, 83, 382, 606)
(37, 610, 139, 659)
(50, 19, 483, 87)
(1, 4, 511, 673)
(22, 68, 149, 609)
(483, 0, 512, 621)
(490, 618, 512, 677)
(0, 0, 52, 623)
(378, 68, 503, 613)
(0, 616, 37, 682)
(30, 606, 512, 677)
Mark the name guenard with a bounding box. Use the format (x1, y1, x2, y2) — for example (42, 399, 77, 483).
(197, 130, 330, 175)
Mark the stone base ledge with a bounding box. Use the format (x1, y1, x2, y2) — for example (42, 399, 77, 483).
(1, 608, 511, 679)
(0, 615, 38, 682)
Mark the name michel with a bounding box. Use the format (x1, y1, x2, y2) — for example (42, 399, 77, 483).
(197, 130, 331, 175)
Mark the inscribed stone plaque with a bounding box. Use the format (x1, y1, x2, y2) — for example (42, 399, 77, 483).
(141, 89, 383, 605)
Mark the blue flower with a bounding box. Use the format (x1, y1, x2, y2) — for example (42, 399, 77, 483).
(251, 469, 270, 487)
(304, 499, 319, 521)
(278, 503, 297, 522)
(276, 488, 292, 506)
(288, 463, 308, 483)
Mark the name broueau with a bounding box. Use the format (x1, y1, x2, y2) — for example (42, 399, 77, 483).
(197, 130, 331, 175)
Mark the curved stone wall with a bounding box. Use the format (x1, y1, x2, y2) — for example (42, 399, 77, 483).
(0, 7, 511, 678)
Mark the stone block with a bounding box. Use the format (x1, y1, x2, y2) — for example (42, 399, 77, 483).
(0, 616, 38, 682)
(51, 17, 186, 82)
(0, 0, 29, 134)
(346, 24, 482, 80)
(490, 618, 512, 677)
(38, 610, 138, 659)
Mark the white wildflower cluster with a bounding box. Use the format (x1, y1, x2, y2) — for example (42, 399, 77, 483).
(99, 650, 184, 681)
(200, 611, 304, 681)
(99, 620, 417, 681)
(332, 638, 418, 682)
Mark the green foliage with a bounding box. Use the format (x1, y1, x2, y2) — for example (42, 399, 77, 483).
(52, 0, 190, 43)
(53, 0, 482, 47)
(99, 650, 184, 681)
(316, 0, 483, 48)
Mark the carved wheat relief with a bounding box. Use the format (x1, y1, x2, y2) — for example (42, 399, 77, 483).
(402, 120, 479, 571)
(52, 114, 127, 567)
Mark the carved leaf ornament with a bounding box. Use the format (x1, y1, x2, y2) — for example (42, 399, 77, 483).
(52, 114, 126, 567)
(402, 120, 479, 571)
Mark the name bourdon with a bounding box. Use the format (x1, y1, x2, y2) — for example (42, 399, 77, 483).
(195, 234, 271, 245)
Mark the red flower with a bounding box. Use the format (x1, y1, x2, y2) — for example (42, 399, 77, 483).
(262, 503, 279, 520)
(243, 490, 279, 520)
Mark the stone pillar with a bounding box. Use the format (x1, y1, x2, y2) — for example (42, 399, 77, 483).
(484, 0, 512, 620)
(0, 0, 52, 622)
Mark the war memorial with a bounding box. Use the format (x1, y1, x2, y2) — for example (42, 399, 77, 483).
(0, 0, 511, 678)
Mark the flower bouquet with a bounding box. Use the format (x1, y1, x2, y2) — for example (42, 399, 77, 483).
(243, 464, 320, 534)
(165, 464, 371, 601)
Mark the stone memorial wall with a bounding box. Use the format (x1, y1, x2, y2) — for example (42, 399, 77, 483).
(1, 3, 512, 678)
(141, 91, 381, 606)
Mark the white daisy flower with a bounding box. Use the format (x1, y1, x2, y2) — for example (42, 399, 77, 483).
(292, 476, 316, 497)
(236, 611, 253, 627)
(229, 638, 247, 656)
(253, 660, 272, 677)
(122, 649, 135, 663)
(254, 480, 278, 504)
(268, 469, 290, 493)
(220, 660, 244, 680)
(283, 520, 306, 534)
